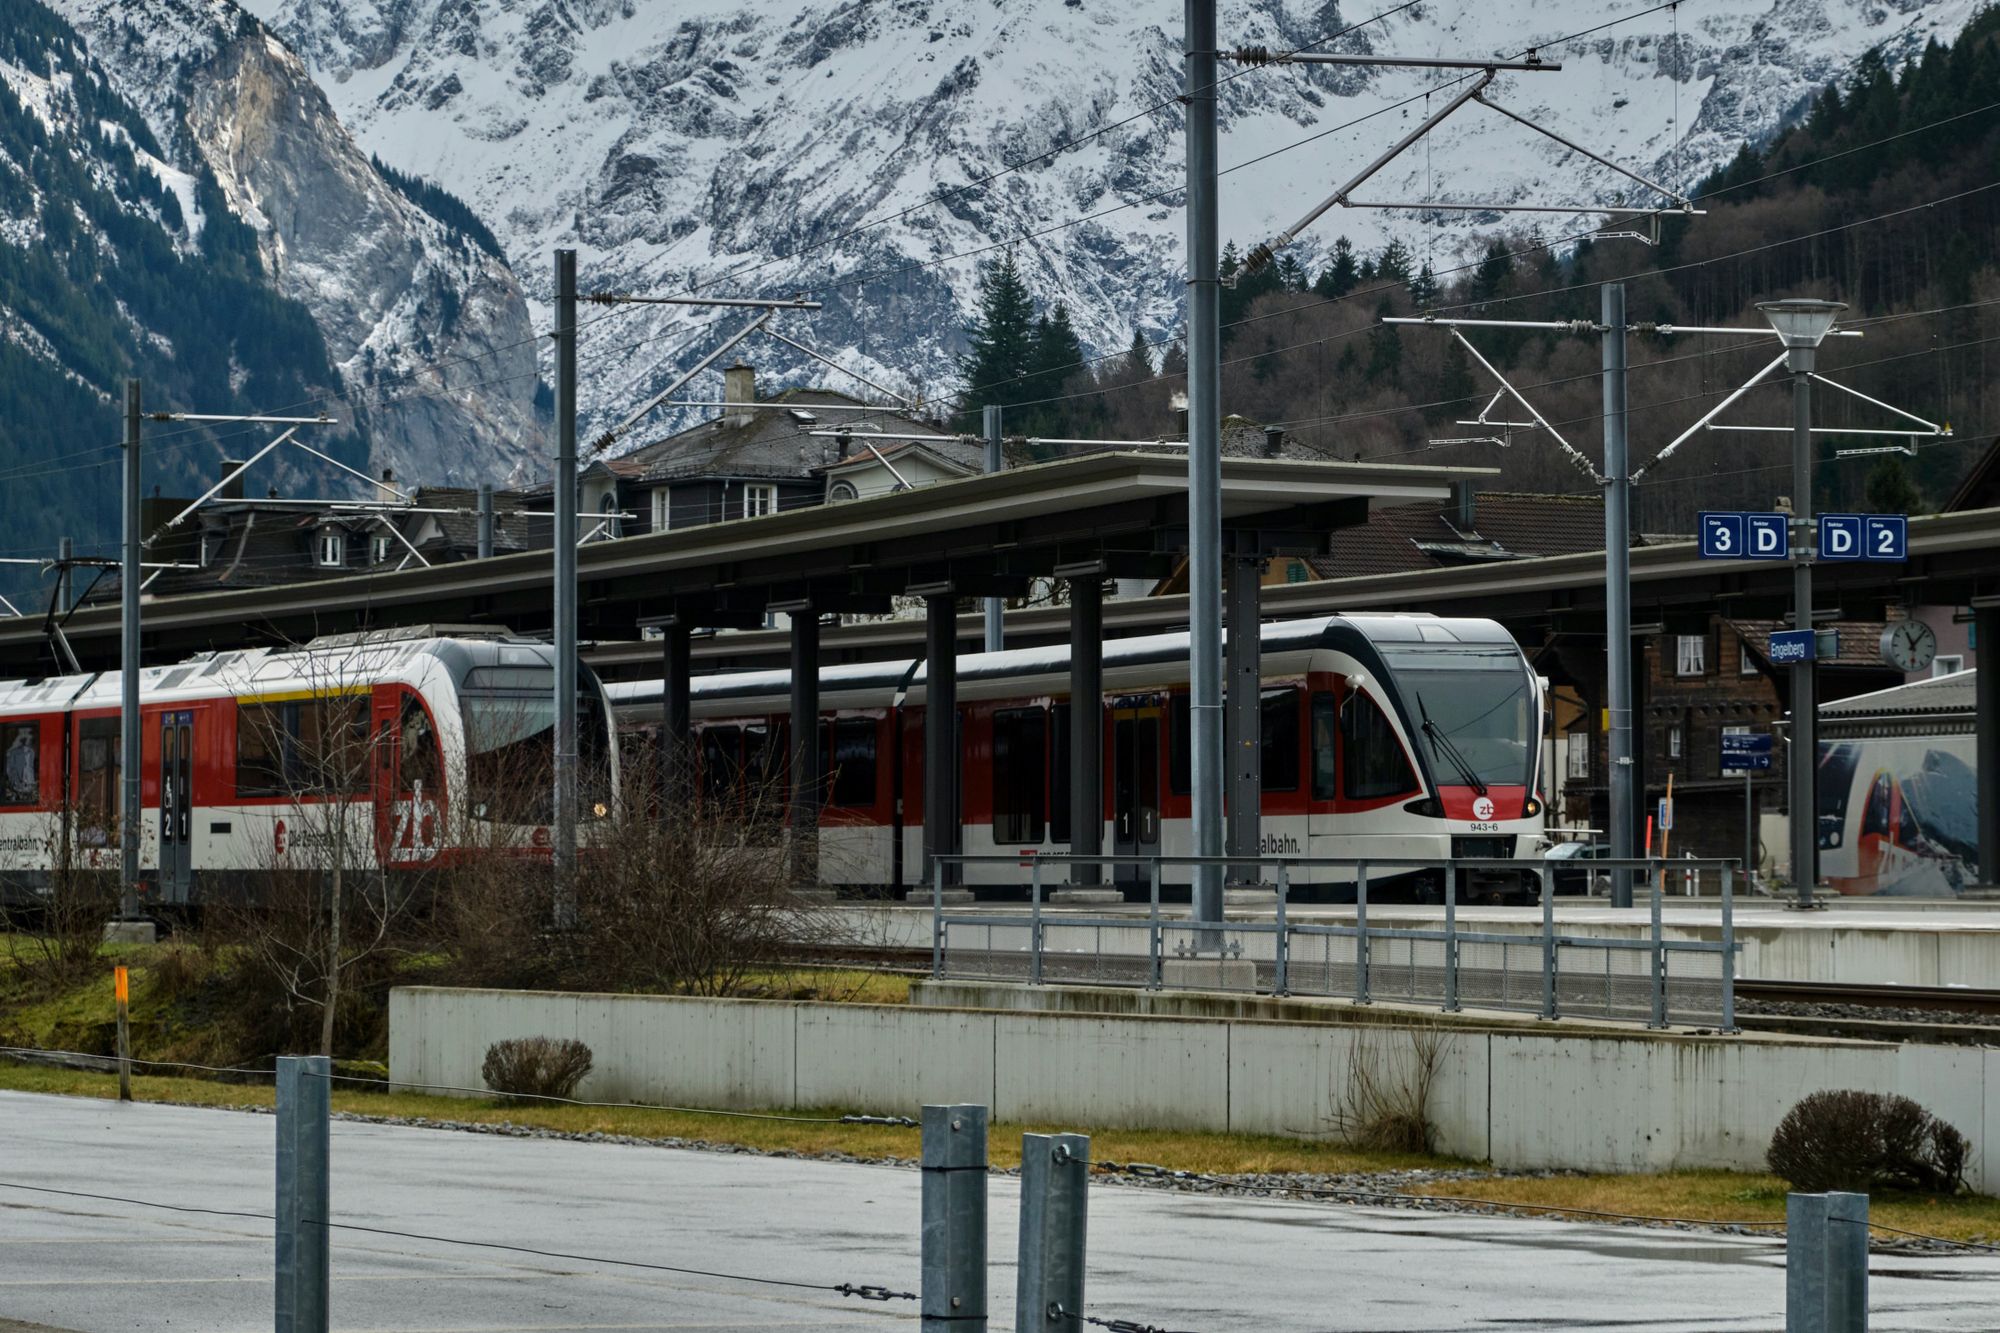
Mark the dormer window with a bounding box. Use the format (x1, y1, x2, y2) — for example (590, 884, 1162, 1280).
(371, 535, 392, 564)
(827, 480, 859, 503)
(316, 527, 345, 568)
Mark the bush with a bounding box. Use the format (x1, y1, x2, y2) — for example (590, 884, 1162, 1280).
(1767, 1090, 1968, 1195)
(481, 1036, 593, 1100)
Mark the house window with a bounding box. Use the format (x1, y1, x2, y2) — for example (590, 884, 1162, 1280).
(1739, 639, 1760, 676)
(827, 480, 859, 503)
(1934, 656, 1964, 677)
(1668, 725, 1683, 760)
(371, 535, 392, 564)
(1566, 733, 1591, 780)
(316, 529, 344, 568)
(651, 487, 671, 532)
(743, 484, 777, 519)
(1675, 635, 1706, 677)
(599, 492, 621, 540)
(198, 529, 221, 567)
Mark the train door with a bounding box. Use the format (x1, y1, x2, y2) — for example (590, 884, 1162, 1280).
(375, 691, 441, 865)
(157, 710, 193, 902)
(1110, 701, 1161, 888)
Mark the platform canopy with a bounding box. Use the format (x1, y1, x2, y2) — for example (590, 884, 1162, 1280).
(0, 451, 1488, 675)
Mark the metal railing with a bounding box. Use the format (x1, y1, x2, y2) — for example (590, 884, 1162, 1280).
(928, 853, 1740, 1031)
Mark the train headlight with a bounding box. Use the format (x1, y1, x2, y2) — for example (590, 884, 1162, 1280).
(1402, 797, 1441, 818)
(593, 802, 609, 818)
(1523, 796, 1542, 817)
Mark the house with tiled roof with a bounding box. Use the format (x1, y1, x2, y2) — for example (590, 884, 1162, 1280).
(613, 363, 976, 531)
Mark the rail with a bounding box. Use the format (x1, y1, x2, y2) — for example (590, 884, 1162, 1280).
(929, 853, 1741, 1031)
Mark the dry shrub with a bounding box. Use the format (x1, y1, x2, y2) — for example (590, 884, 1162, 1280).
(482, 1036, 592, 1099)
(433, 743, 848, 996)
(1326, 1022, 1454, 1155)
(1767, 1089, 1969, 1195)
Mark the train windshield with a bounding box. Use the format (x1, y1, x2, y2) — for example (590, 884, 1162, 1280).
(1382, 646, 1534, 790)
(459, 666, 612, 822)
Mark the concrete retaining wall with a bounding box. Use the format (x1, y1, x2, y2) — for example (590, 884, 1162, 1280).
(390, 986, 1997, 1192)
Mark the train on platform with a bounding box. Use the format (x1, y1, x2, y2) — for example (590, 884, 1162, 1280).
(0, 629, 618, 908)
(607, 613, 1548, 902)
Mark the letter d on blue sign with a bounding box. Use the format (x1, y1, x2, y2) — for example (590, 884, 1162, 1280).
(1817, 514, 1863, 561)
(1746, 513, 1788, 560)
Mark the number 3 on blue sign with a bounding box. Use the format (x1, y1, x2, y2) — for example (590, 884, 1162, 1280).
(1699, 512, 1744, 559)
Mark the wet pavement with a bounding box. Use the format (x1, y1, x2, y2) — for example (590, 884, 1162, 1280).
(2, 1090, 1996, 1331)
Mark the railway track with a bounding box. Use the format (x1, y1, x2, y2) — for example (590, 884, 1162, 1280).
(1734, 979, 2000, 1016)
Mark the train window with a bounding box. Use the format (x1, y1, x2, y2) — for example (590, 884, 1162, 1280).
(1260, 688, 1300, 792)
(991, 707, 1047, 844)
(1310, 692, 1338, 802)
(700, 727, 741, 807)
(744, 722, 789, 811)
(76, 717, 119, 844)
(296, 696, 372, 793)
(1167, 694, 1190, 796)
(1341, 689, 1418, 801)
(399, 698, 441, 793)
(827, 718, 877, 807)
(1050, 703, 1071, 843)
(2, 721, 39, 806)
(236, 702, 291, 796)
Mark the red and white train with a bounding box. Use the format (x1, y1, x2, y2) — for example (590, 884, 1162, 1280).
(607, 613, 1547, 900)
(0, 629, 617, 908)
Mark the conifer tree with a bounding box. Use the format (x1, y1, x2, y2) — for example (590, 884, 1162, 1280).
(1314, 237, 1359, 299)
(1124, 327, 1154, 378)
(957, 251, 1038, 423)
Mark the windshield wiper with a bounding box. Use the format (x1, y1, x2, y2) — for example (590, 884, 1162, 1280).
(1417, 694, 1487, 796)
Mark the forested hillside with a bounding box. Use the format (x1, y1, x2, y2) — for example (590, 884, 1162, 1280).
(0, 0, 362, 607)
(997, 10, 2000, 531)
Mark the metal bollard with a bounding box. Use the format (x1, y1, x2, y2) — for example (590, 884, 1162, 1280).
(275, 1055, 330, 1333)
(1721, 860, 1739, 1033)
(921, 1105, 989, 1332)
(1786, 1191, 1869, 1333)
(932, 859, 946, 979)
(1017, 1132, 1089, 1332)
(1147, 858, 1162, 989)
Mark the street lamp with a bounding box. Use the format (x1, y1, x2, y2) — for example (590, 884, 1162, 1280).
(1757, 298, 1847, 909)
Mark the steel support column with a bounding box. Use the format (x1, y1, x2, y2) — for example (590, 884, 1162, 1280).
(119, 380, 141, 921)
(924, 591, 961, 886)
(57, 536, 72, 612)
(1978, 602, 1999, 886)
(789, 608, 821, 887)
(1788, 359, 1818, 907)
(1602, 284, 1637, 909)
(1184, 0, 1225, 928)
(660, 618, 691, 819)
(552, 249, 579, 915)
(1225, 554, 1263, 883)
(1068, 572, 1103, 886)
(983, 406, 1004, 655)
(476, 483, 495, 560)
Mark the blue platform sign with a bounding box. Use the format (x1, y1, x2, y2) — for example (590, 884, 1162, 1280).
(1720, 732, 1775, 772)
(1818, 514, 1864, 561)
(1745, 512, 1789, 560)
(1864, 514, 1908, 561)
(1699, 512, 1746, 559)
(1770, 629, 1817, 664)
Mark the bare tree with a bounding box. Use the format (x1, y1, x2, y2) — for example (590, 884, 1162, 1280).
(209, 644, 415, 1057)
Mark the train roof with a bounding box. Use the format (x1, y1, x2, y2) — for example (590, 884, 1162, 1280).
(605, 613, 1522, 713)
(0, 633, 559, 714)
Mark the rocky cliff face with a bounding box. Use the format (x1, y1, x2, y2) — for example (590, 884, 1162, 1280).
(51, 0, 546, 484)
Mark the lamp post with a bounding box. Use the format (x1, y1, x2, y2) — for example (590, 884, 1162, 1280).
(1757, 298, 1846, 910)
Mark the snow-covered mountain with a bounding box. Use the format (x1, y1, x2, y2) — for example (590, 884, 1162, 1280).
(202, 1, 2000, 445)
(46, 0, 547, 485)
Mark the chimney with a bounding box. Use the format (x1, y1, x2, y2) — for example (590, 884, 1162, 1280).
(376, 467, 399, 505)
(1262, 426, 1286, 458)
(722, 362, 756, 428)
(1450, 478, 1477, 531)
(220, 459, 247, 501)
(1170, 390, 1189, 441)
